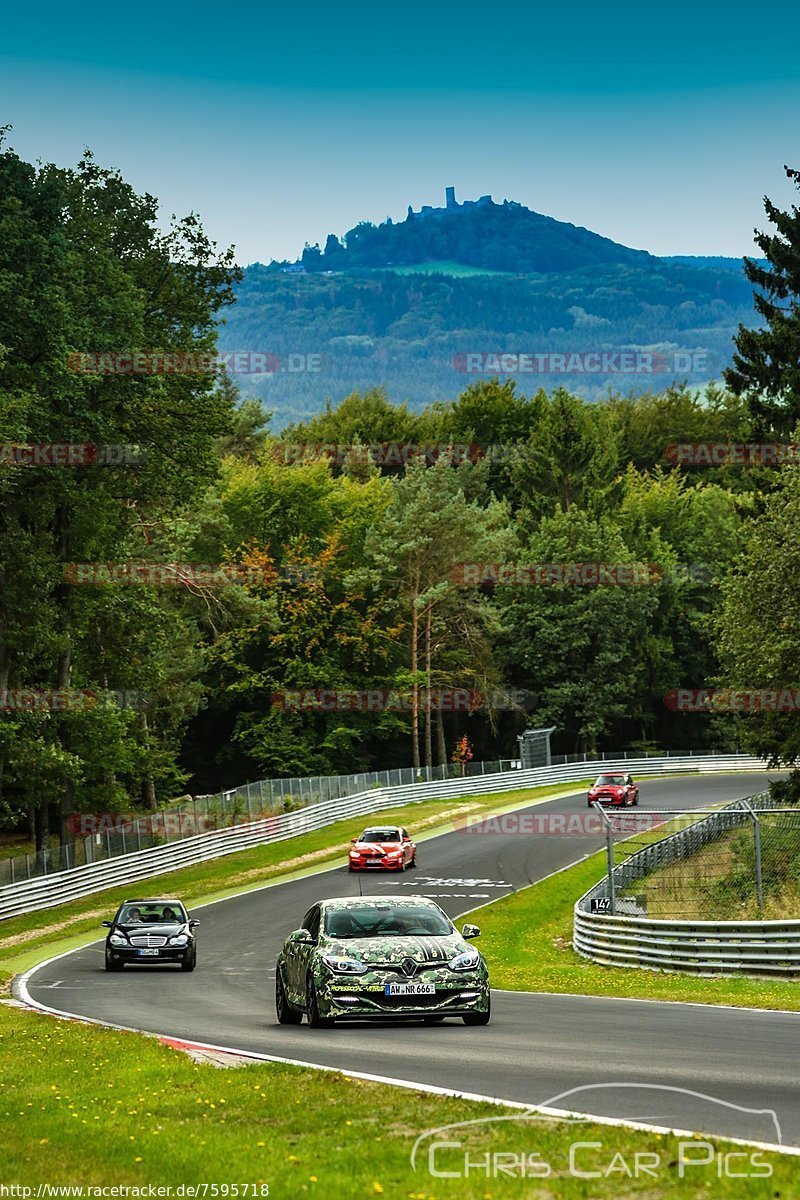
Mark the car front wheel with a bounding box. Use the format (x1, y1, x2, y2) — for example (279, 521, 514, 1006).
(305, 975, 335, 1028)
(181, 948, 197, 972)
(104, 953, 124, 972)
(463, 996, 491, 1026)
(276, 971, 303, 1024)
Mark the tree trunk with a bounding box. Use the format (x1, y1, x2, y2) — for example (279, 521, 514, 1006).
(410, 586, 420, 770)
(55, 505, 73, 845)
(141, 713, 157, 808)
(435, 708, 447, 766)
(424, 606, 433, 768)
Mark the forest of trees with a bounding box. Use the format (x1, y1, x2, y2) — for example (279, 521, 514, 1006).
(221, 260, 756, 422)
(3, 142, 800, 852)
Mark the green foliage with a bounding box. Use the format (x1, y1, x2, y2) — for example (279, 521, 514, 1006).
(726, 165, 800, 434)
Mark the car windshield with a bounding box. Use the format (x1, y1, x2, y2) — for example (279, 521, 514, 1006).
(596, 775, 626, 786)
(117, 903, 186, 924)
(359, 828, 400, 842)
(324, 904, 452, 938)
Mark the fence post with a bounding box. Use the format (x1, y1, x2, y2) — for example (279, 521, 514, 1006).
(742, 799, 764, 913)
(753, 810, 764, 913)
(590, 801, 616, 914)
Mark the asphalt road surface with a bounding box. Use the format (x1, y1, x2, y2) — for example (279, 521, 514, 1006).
(21, 770, 800, 1148)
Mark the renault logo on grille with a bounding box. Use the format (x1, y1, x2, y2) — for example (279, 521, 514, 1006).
(401, 957, 416, 977)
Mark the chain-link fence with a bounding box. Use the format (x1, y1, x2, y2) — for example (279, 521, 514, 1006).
(589, 795, 800, 920)
(0, 746, 748, 891)
(0, 756, 526, 887)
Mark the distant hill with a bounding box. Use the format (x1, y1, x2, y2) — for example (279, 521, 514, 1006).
(219, 190, 759, 427)
(273, 187, 654, 275)
(660, 255, 758, 271)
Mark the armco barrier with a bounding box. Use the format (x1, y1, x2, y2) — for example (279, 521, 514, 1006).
(573, 791, 800, 975)
(0, 753, 766, 921)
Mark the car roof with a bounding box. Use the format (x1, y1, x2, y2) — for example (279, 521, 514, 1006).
(120, 898, 185, 905)
(318, 896, 439, 911)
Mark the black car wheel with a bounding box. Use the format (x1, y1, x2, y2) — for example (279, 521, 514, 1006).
(276, 971, 303, 1025)
(409, 854, 417, 868)
(305, 975, 335, 1028)
(181, 947, 197, 972)
(104, 953, 124, 972)
(462, 995, 491, 1026)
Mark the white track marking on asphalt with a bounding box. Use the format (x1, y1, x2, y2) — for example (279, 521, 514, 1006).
(13, 958, 800, 1158)
(12, 771, 794, 1154)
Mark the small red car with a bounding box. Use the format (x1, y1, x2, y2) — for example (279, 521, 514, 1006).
(348, 825, 417, 872)
(587, 773, 639, 808)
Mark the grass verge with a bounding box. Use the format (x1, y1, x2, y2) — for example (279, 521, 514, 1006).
(0, 1000, 794, 1196)
(470, 850, 800, 1009)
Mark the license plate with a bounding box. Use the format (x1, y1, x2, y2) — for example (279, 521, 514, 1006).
(366, 858, 381, 863)
(137, 948, 160, 956)
(385, 982, 435, 996)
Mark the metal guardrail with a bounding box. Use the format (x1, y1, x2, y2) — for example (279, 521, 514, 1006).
(0, 747, 717, 887)
(0, 752, 766, 921)
(573, 791, 800, 975)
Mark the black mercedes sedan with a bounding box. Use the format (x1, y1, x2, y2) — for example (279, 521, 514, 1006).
(102, 897, 199, 971)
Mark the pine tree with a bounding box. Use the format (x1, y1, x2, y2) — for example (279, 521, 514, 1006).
(725, 165, 800, 435)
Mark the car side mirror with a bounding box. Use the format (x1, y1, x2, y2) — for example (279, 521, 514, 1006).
(102, 921, 113, 927)
(289, 928, 314, 944)
(461, 923, 481, 940)
(189, 920, 200, 928)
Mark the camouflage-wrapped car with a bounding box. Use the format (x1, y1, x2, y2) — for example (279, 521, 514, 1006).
(275, 896, 490, 1027)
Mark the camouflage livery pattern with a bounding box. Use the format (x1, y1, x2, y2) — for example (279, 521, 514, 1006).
(277, 896, 489, 1020)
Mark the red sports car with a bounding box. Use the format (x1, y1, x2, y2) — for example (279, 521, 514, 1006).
(586, 773, 639, 808)
(348, 825, 417, 872)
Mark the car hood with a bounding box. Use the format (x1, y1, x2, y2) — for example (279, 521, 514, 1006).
(322, 932, 468, 965)
(116, 922, 186, 934)
(352, 841, 401, 853)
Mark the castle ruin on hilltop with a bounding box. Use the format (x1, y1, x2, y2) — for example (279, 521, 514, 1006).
(406, 187, 496, 220)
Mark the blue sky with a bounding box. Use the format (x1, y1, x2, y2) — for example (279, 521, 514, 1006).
(2, 0, 799, 264)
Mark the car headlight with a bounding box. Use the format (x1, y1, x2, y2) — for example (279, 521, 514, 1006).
(386, 850, 402, 858)
(168, 934, 189, 946)
(449, 949, 481, 972)
(321, 955, 368, 974)
(109, 933, 127, 947)
(349, 850, 361, 858)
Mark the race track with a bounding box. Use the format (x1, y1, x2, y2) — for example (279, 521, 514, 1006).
(19, 770, 800, 1149)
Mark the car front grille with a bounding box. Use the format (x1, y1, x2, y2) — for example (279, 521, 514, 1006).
(130, 935, 168, 947)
